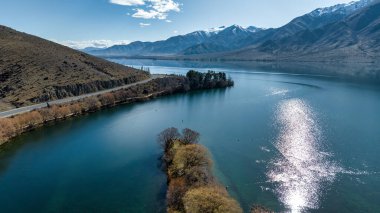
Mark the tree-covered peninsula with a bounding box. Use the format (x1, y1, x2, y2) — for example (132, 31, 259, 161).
(158, 127, 242, 213)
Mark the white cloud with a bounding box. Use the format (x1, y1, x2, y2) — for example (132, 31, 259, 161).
(112, 0, 181, 20)
(133, 9, 165, 19)
(165, 19, 172, 23)
(110, 0, 145, 6)
(57, 40, 131, 49)
(149, 0, 180, 13)
(139, 22, 151, 27)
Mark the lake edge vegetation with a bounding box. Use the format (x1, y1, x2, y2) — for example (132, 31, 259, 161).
(0, 70, 234, 146)
(158, 127, 243, 213)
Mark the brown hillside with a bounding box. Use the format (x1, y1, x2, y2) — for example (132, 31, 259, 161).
(0, 25, 149, 111)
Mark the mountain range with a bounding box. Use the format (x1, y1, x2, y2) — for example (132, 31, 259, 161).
(85, 0, 380, 62)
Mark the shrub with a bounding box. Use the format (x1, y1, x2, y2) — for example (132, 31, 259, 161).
(69, 103, 82, 115)
(99, 93, 116, 106)
(113, 90, 128, 101)
(183, 166, 214, 188)
(183, 186, 242, 213)
(38, 107, 55, 121)
(157, 127, 181, 151)
(50, 105, 61, 119)
(11, 111, 43, 129)
(167, 177, 187, 211)
(181, 128, 200, 145)
(56, 105, 71, 118)
(25, 111, 43, 126)
(12, 114, 28, 130)
(0, 118, 16, 139)
(170, 144, 212, 182)
(84, 97, 101, 111)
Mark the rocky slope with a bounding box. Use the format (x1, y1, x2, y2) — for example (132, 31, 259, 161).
(181, 1, 374, 56)
(0, 25, 149, 111)
(217, 0, 380, 62)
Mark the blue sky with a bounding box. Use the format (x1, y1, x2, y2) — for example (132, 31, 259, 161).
(0, 0, 354, 48)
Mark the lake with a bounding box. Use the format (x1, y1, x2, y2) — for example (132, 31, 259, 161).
(1, 59, 380, 212)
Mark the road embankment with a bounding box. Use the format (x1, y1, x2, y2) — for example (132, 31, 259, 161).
(0, 71, 234, 146)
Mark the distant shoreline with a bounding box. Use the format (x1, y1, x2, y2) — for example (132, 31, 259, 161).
(94, 55, 380, 64)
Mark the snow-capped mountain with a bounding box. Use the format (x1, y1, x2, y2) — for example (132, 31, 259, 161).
(86, 25, 262, 56)
(246, 26, 263, 33)
(220, 0, 380, 62)
(204, 25, 263, 34)
(181, 25, 264, 55)
(251, 0, 375, 42)
(310, 0, 374, 17)
(85, 0, 374, 57)
(204, 26, 227, 34)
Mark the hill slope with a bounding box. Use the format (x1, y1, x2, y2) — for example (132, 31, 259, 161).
(0, 26, 149, 111)
(87, 25, 263, 57)
(85, 0, 373, 59)
(182, 1, 374, 56)
(217, 1, 380, 62)
(86, 30, 217, 57)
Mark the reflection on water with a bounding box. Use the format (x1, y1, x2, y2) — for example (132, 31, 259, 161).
(267, 87, 289, 96)
(268, 99, 340, 213)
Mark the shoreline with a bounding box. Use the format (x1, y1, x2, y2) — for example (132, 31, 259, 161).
(0, 74, 164, 118)
(0, 71, 234, 146)
(100, 55, 380, 64)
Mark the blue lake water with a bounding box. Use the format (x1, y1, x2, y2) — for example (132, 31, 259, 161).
(0, 60, 380, 212)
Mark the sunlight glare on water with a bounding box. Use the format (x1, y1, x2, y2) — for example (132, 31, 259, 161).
(268, 99, 341, 213)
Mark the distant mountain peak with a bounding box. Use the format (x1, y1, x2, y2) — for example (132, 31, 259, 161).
(225, 24, 245, 30)
(310, 0, 374, 17)
(246, 26, 263, 33)
(205, 26, 227, 33)
(230, 24, 243, 28)
(204, 25, 263, 34)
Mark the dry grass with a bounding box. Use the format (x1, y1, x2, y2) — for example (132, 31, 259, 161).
(0, 25, 149, 109)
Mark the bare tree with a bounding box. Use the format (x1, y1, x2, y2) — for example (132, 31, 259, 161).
(69, 103, 82, 115)
(99, 93, 116, 106)
(85, 97, 101, 111)
(158, 127, 180, 150)
(182, 128, 200, 144)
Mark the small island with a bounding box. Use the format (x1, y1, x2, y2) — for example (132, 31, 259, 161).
(157, 127, 242, 213)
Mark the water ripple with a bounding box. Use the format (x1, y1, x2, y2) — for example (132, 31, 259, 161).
(268, 99, 341, 213)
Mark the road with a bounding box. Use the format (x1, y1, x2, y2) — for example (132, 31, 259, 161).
(0, 74, 166, 118)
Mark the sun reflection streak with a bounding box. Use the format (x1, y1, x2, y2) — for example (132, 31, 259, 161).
(268, 99, 340, 213)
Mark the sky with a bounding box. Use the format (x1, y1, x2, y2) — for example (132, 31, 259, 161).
(0, 0, 356, 48)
